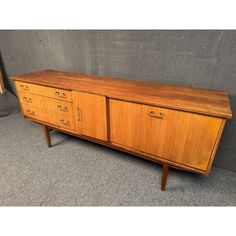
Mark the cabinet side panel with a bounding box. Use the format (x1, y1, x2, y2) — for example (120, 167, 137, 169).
(206, 119, 226, 175)
(15, 82, 27, 117)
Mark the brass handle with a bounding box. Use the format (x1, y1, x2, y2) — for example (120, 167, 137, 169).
(149, 111, 164, 119)
(23, 97, 32, 103)
(26, 109, 35, 116)
(20, 85, 29, 91)
(55, 91, 66, 98)
(60, 119, 70, 126)
(57, 105, 68, 112)
(76, 107, 82, 121)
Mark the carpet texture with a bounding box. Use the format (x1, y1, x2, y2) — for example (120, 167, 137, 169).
(0, 112, 235, 206)
(0, 90, 20, 117)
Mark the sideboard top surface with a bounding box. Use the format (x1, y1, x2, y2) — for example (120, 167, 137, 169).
(11, 70, 232, 119)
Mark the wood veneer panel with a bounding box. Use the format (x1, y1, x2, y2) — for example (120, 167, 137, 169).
(109, 99, 222, 171)
(18, 91, 76, 131)
(110, 99, 141, 150)
(15, 80, 72, 102)
(206, 119, 226, 175)
(138, 104, 222, 171)
(72, 91, 107, 141)
(11, 70, 232, 119)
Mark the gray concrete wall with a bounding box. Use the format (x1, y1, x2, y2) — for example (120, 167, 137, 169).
(0, 30, 235, 172)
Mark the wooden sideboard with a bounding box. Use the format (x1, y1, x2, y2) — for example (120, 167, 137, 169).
(11, 70, 232, 191)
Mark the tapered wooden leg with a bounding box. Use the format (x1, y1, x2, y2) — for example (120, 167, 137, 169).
(161, 164, 169, 191)
(42, 125, 51, 148)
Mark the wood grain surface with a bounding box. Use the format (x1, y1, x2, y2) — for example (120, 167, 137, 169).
(11, 70, 232, 119)
(18, 90, 76, 131)
(72, 91, 107, 141)
(110, 99, 223, 171)
(110, 99, 141, 150)
(15, 80, 72, 102)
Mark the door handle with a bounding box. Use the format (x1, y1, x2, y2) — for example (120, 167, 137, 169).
(23, 97, 32, 103)
(55, 91, 66, 98)
(60, 119, 70, 126)
(20, 85, 29, 91)
(26, 109, 35, 116)
(76, 107, 82, 121)
(57, 105, 68, 112)
(149, 111, 164, 119)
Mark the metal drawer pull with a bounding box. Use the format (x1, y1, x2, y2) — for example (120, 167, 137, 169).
(23, 97, 32, 103)
(57, 105, 68, 112)
(149, 111, 164, 119)
(55, 91, 66, 98)
(60, 119, 70, 126)
(26, 109, 35, 116)
(20, 85, 29, 91)
(76, 107, 82, 121)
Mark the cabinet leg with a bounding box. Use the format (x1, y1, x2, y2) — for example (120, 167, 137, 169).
(161, 164, 169, 191)
(42, 125, 51, 148)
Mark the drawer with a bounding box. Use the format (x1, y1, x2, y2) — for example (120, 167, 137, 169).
(18, 91, 76, 131)
(18, 91, 43, 111)
(15, 81, 72, 102)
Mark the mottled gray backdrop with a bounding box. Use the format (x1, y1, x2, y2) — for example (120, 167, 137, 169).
(0, 30, 235, 172)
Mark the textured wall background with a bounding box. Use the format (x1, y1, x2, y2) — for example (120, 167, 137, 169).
(0, 30, 235, 172)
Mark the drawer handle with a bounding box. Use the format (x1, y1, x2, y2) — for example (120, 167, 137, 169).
(76, 107, 82, 121)
(60, 119, 70, 126)
(23, 97, 32, 103)
(20, 85, 29, 91)
(149, 111, 164, 119)
(55, 91, 66, 98)
(57, 105, 68, 112)
(26, 109, 35, 116)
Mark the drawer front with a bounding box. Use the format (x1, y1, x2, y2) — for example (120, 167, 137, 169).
(18, 91, 43, 111)
(15, 81, 72, 102)
(18, 91, 76, 131)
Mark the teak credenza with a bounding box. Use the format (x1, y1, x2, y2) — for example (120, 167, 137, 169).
(11, 70, 232, 191)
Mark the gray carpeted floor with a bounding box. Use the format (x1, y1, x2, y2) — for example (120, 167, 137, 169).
(0, 92, 236, 206)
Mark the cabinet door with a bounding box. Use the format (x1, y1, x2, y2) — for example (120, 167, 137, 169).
(110, 99, 141, 150)
(109, 99, 223, 171)
(72, 91, 107, 141)
(139, 104, 223, 171)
